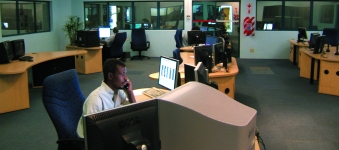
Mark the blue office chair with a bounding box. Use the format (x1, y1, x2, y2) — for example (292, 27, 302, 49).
(42, 69, 85, 150)
(174, 29, 183, 48)
(173, 48, 183, 65)
(322, 28, 339, 52)
(130, 28, 150, 60)
(108, 32, 127, 61)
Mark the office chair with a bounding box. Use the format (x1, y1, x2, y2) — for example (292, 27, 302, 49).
(104, 32, 127, 62)
(322, 28, 339, 53)
(42, 69, 85, 150)
(130, 28, 150, 60)
(172, 48, 183, 65)
(174, 29, 183, 48)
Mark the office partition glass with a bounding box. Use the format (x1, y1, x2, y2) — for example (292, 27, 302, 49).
(18, 1, 34, 34)
(312, 1, 339, 30)
(84, 3, 106, 29)
(284, 1, 310, 30)
(160, 2, 184, 29)
(256, 1, 282, 30)
(35, 2, 50, 32)
(108, 2, 132, 30)
(134, 2, 157, 29)
(1, 1, 18, 36)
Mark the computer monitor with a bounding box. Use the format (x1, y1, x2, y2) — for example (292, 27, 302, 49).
(184, 63, 196, 83)
(213, 42, 228, 68)
(205, 36, 218, 46)
(297, 27, 308, 42)
(10, 39, 25, 59)
(194, 45, 213, 73)
(322, 28, 339, 52)
(158, 56, 179, 90)
(0, 41, 14, 63)
(313, 35, 326, 54)
(84, 100, 161, 150)
(77, 30, 100, 47)
(98, 27, 111, 39)
(194, 62, 210, 85)
(263, 23, 273, 30)
(135, 23, 142, 29)
(200, 26, 208, 31)
(187, 30, 205, 46)
(309, 33, 320, 49)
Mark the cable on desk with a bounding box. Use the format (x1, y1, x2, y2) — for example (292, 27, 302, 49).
(255, 128, 267, 150)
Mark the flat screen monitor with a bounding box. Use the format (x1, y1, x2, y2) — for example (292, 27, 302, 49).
(298, 27, 308, 42)
(187, 30, 205, 46)
(313, 35, 326, 54)
(194, 62, 210, 85)
(200, 26, 208, 31)
(135, 23, 142, 29)
(213, 42, 228, 68)
(194, 45, 213, 73)
(0, 41, 14, 63)
(184, 64, 196, 83)
(205, 36, 218, 46)
(77, 30, 100, 47)
(158, 56, 179, 90)
(98, 27, 111, 39)
(263, 23, 273, 30)
(84, 100, 160, 150)
(309, 33, 320, 49)
(10, 39, 25, 59)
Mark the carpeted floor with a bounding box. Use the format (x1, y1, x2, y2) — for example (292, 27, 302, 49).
(0, 58, 338, 150)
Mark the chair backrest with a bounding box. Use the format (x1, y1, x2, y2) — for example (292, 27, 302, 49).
(42, 69, 85, 140)
(109, 32, 127, 57)
(174, 29, 183, 48)
(131, 28, 147, 47)
(173, 48, 183, 65)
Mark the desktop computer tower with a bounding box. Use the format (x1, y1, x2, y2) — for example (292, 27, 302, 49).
(0, 41, 14, 63)
(76, 30, 100, 47)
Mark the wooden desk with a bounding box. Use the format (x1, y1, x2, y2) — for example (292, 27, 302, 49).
(288, 39, 309, 66)
(0, 50, 87, 113)
(302, 49, 339, 96)
(149, 57, 239, 99)
(66, 45, 102, 74)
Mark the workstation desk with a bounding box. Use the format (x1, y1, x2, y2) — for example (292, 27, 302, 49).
(0, 50, 87, 114)
(149, 47, 239, 99)
(66, 45, 102, 74)
(299, 47, 339, 96)
(288, 39, 309, 66)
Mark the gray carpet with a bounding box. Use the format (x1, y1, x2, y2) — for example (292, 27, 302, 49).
(0, 58, 338, 150)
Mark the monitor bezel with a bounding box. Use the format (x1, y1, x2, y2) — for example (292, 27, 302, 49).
(194, 45, 213, 73)
(313, 35, 326, 54)
(187, 30, 205, 46)
(213, 42, 227, 66)
(184, 63, 196, 83)
(158, 56, 179, 90)
(298, 27, 308, 40)
(194, 62, 210, 85)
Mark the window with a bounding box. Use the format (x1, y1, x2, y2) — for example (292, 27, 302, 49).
(257, 0, 338, 31)
(84, 1, 184, 30)
(1, 1, 50, 36)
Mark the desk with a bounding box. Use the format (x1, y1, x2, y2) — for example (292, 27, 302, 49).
(0, 50, 87, 113)
(66, 45, 102, 74)
(287, 39, 309, 66)
(302, 49, 339, 96)
(148, 57, 239, 99)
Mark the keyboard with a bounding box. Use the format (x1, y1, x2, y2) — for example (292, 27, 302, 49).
(142, 87, 167, 98)
(19, 56, 33, 61)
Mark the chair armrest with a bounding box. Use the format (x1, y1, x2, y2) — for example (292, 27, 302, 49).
(146, 41, 150, 48)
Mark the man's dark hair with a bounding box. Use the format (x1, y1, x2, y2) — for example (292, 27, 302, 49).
(113, 27, 119, 33)
(192, 26, 200, 30)
(103, 59, 126, 81)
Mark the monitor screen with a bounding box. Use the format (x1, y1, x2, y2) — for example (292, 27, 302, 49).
(184, 63, 196, 83)
(194, 62, 210, 85)
(322, 28, 339, 46)
(194, 45, 213, 73)
(205, 36, 218, 46)
(98, 27, 111, 38)
(298, 27, 308, 41)
(187, 30, 205, 46)
(10, 39, 25, 59)
(313, 35, 326, 54)
(84, 100, 160, 150)
(213, 42, 228, 68)
(309, 33, 320, 49)
(263, 23, 273, 30)
(200, 26, 208, 31)
(158, 56, 179, 90)
(135, 23, 142, 29)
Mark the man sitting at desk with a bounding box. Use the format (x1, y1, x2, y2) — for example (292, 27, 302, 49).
(77, 59, 136, 138)
(182, 26, 200, 47)
(101, 27, 126, 62)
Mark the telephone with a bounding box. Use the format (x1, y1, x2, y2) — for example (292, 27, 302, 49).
(123, 83, 129, 89)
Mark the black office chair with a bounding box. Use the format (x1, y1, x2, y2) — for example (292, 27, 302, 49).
(102, 32, 127, 63)
(42, 69, 85, 150)
(130, 28, 150, 60)
(172, 48, 183, 65)
(174, 29, 183, 48)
